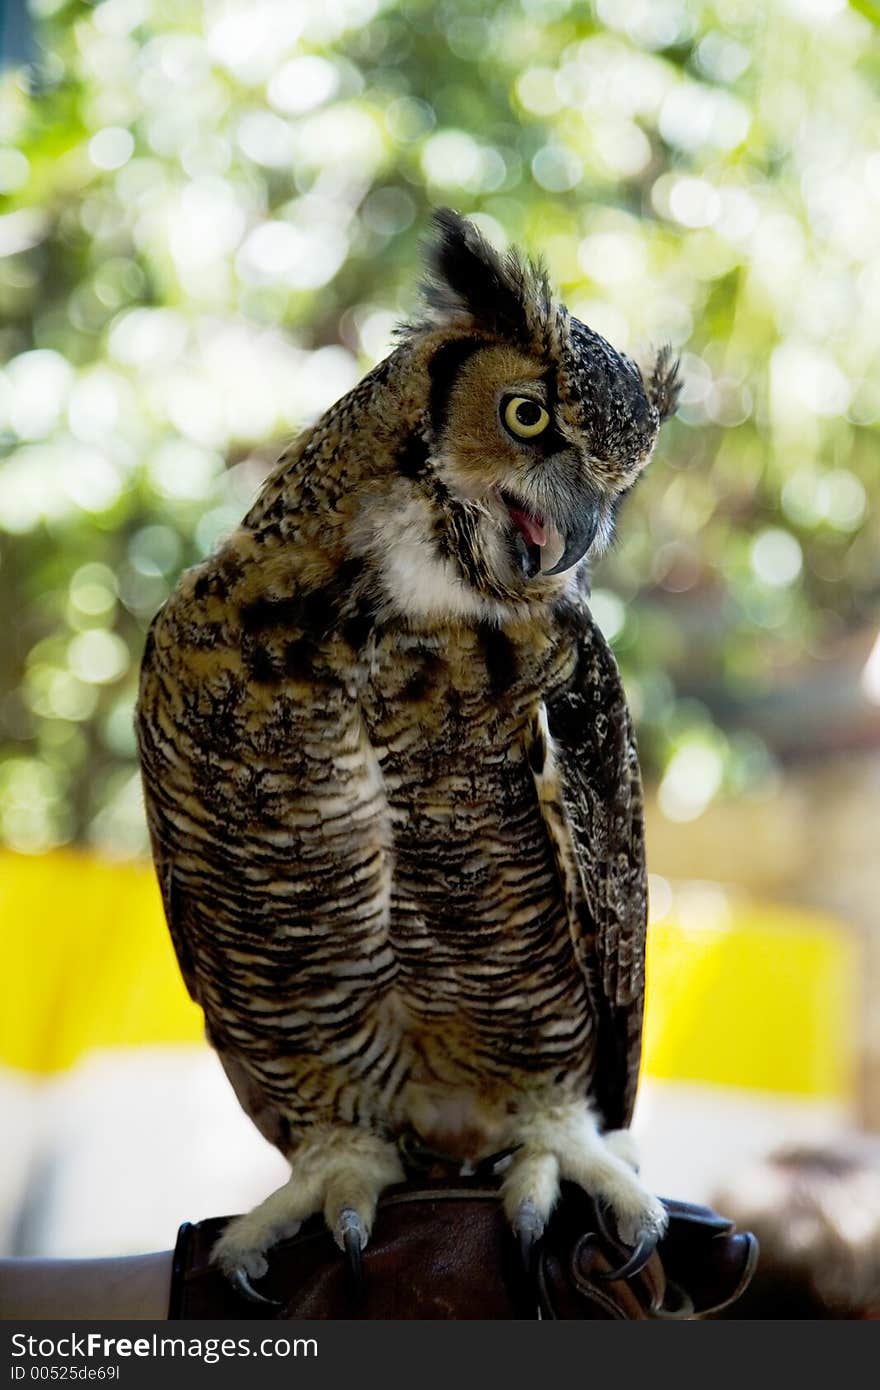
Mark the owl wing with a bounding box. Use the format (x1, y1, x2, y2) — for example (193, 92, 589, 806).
(136, 586, 395, 1148)
(533, 608, 648, 1131)
(144, 814, 200, 1006)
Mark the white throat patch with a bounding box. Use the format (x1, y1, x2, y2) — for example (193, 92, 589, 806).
(370, 494, 512, 625)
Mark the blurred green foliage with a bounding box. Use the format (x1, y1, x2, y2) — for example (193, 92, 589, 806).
(0, 0, 878, 855)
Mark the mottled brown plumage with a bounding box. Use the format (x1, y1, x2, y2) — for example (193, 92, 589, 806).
(136, 209, 679, 1292)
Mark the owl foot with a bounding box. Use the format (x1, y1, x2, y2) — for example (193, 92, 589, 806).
(212, 1125, 404, 1303)
(502, 1102, 666, 1281)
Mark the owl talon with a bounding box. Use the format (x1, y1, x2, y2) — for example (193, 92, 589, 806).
(229, 1267, 282, 1308)
(337, 1207, 367, 1299)
(513, 1199, 545, 1276)
(595, 1228, 659, 1282)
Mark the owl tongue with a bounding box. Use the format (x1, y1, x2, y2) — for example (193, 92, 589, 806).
(507, 505, 547, 549)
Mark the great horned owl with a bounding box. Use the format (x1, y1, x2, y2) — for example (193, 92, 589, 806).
(137, 209, 679, 1301)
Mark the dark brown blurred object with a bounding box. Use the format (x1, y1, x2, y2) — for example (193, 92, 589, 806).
(169, 1179, 757, 1320)
(712, 1140, 880, 1318)
(0, 1251, 171, 1320)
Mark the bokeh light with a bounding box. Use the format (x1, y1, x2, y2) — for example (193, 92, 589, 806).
(0, 0, 877, 858)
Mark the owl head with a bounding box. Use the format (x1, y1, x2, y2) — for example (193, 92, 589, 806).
(379, 208, 679, 615)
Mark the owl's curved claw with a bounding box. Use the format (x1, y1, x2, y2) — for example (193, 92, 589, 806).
(596, 1229, 659, 1282)
(337, 1207, 366, 1300)
(513, 1199, 545, 1276)
(229, 1267, 282, 1308)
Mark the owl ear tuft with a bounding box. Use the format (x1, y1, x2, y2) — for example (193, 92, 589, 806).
(419, 208, 550, 344)
(646, 344, 681, 423)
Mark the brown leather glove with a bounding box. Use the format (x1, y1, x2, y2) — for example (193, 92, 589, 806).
(169, 1178, 757, 1319)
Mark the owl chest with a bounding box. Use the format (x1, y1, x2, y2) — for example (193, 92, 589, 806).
(360, 627, 580, 983)
(360, 627, 546, 823)
(353, 633, 593, 1129)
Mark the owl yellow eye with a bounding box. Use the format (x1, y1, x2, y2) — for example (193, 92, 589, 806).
(502, 396, 550, 440)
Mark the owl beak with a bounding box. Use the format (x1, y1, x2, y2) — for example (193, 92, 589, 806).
(499, 486, 601, 579)
(541, 497, 601, 576)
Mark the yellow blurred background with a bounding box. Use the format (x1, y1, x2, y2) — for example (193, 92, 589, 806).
(0, 846, 858, 1095)
(0, 814, 868, 1257)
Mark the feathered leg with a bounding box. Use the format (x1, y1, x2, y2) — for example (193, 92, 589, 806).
(212, 1124, 404, 1302)
(502, 1100, 666, 1279)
